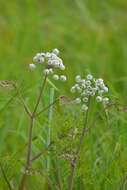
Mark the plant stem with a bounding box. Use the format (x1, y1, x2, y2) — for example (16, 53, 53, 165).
(26, 118, 34, 167)
(13, 83, 32, 117)
(35, 98, 59, 118)
(32, 75, 47, 116)
(68, 98, 91, 190)
(18, 75, 47, 190)
(46, 88, 55, 171)
(30, 144, 51, 163)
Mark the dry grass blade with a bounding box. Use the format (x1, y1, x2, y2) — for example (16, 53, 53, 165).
(0, 80, 15, 89)
(59, 96, 77, 105)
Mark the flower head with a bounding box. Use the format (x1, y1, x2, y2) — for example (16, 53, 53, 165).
(30, 49, 67, 82)
(70, 74, 109, 112)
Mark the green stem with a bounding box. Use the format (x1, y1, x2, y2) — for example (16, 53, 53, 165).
(68, 98, 91, 190)
(32, 75, 47, 116)
(46, 88, 55, 171)
(18, 75, 47, 190)
(35, 98, 59, 118)
(13, 83, 32, 117)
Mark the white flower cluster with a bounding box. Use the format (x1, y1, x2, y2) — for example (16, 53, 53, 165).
(70, 74, 109, 112)
(29, 49, 67, 82)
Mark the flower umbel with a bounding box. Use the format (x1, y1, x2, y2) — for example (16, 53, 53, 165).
(29, 49, 66, 82)
(70, 74, 109, 112)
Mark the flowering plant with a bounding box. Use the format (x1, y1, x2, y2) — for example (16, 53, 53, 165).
(1, 49, 111, 190)
(70, 74, 109, 111)
(18, 49, 67, 190)
(29, 48, 67, 81)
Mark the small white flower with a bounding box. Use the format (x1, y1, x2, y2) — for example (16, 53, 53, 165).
(52, 60, 60, 67)
(50, 53, 58, 59)
(81, 91, 86, 96)
(91, 90, 96, 97)
(103, 86, 108, 93)
(103, 97, 109, 104)
(75, 98, 81, 104)
(81, 104, 88, 112)
(47, 60, 52, 66)
(53, 74, 59, 80)
(98, 90, 104, 96)
(96, 96, 102, 102)
(29, 64, 36, 70)
(82, 97, 88, 102)
(98, 78, 104, 83)
(52, 48, 59, 55)
(59, 64, 65, 70)
(87, 86, 92, 91)
(36, 53, 41, 57)
(93, 87, 98, 93)
(33, 56, 38, 62)
(60, 75, 67, 81)
(45, 52, 51, 58)
(33, 53, 45, 63)
(76, 86, 82, 93)
(99, 83, 105, 89)
(75, 75, 81, 83)
(85, 80, 91, 86)
(81, 83, 86, 88)
(71, 86, 76, 93)
(81, 79, 86, 83)
(74, 84, 79, 88)
(87, 74, 93, 80)
(43, 69, 50, 75)
(49, 68, 53, 74)
(40, 53, 45, 57)
(86, 90, 92, 96)
(38, 57, 45, 64)
(96, 78, 104, 86)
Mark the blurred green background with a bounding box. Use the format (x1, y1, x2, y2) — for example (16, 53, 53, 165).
(0, 0, 127, 96)
(0, 0, 127, 189)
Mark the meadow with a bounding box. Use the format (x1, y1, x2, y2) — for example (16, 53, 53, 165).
(0, 0, 127, 189)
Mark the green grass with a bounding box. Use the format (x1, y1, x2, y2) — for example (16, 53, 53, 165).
(0, 0, 127, 189)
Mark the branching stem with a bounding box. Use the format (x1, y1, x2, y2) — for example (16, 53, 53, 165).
(13, 83, 32, 117)
(35, 98, 59, 118)
(18, 75, 47, 190)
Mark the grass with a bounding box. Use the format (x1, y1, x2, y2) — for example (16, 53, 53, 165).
(0, 0, 127, 189)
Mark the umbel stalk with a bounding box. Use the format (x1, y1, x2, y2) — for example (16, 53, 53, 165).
(18, 75, 47, 190)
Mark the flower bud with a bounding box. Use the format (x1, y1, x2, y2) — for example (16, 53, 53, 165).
(29, 64, 36, 70)
(53, 74, 59, 80)
(60, 75, 67, 81)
